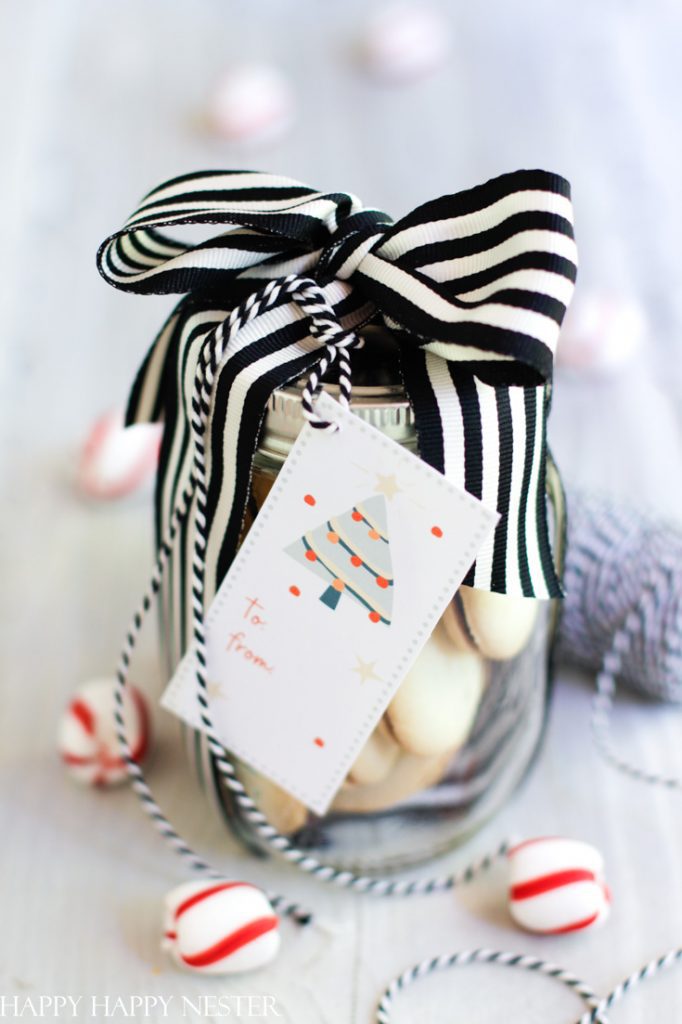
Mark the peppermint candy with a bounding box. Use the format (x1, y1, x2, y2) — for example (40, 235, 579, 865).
(162, 880, 280, 975)
(58, 678, 149, 787)
(208, 64, 294, 144)
(360, 3, 450, 82)
(508, 837, 611, 935)
(77, 409, 161, 500)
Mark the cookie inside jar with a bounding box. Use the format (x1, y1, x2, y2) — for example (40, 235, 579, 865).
(186, 326, 563, 871)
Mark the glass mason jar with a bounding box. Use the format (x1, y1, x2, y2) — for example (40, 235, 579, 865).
(167, 328, 565, 872)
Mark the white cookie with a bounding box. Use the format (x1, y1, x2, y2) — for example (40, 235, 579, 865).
(331, 748, 452, 814)
(346, 718, 402, 786)
(459, 586, 539, 661)
(386, 620, 486, 757)
(440, 596, 477, 653)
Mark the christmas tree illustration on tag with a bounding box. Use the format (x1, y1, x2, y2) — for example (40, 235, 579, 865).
(285, 494, 394, 625)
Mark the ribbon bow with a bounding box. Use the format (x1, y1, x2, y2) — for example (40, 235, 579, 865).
(98, 169, 576, 639)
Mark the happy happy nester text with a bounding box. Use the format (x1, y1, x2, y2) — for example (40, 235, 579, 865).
(0, 995, 282, 1018)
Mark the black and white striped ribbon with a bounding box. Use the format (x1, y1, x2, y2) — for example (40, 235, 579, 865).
(98, 168, 577, 610)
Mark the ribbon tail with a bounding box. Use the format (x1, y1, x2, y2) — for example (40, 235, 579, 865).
(123, 299, 190, 428)
(400, 346, 562, 600)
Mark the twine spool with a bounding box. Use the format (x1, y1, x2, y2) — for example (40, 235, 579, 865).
(559, 490, 682, 703)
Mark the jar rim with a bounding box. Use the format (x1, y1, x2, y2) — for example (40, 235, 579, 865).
(258, 322, 418, 462)
(258, 379, 417, 463)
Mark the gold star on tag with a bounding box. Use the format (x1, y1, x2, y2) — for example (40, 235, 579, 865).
(353, 656, 382, 684)
(374, 472, 401, 500)
(206, 681, 227, 701)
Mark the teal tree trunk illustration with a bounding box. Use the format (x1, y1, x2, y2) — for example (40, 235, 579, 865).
(285, 495, 394, 625)
(320, 580, 342, 610)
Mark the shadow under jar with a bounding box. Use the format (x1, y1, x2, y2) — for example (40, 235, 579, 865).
(166, 327, 565, 872)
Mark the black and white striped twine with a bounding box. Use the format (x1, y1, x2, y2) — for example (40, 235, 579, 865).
(375, 949, 606, 1024)
(579, 947, 682, 1024)
(375, 945, 682, 1024)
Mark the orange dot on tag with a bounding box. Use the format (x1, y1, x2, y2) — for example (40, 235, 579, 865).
(305, 550, 317, 562)
(368, 529, 380, 541)
(431, 525, 443, 538)
(304, 494, 316, 506)
(369, 611, 381, 623)
(289, 585, 300, 597)
(332, 578, 345, 592)
(376, 576, 389, 589)
(314, 737, 325, 748)
(351, 510, 363, 522)
(350, 555, 362, 567)
(327, 531, 339, 544)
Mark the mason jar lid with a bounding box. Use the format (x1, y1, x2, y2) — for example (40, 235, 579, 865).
(257, 326, 418, 464)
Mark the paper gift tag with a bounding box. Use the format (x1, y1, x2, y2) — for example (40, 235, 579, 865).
(161, 392, 498, 814)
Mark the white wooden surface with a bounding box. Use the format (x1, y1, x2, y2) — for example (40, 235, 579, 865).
(2, 1, 682, 1020)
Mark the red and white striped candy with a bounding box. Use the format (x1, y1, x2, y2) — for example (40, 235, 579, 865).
(162, 880, 280, 975)
(77, 409, 162, 500)
(361, 3, 450, 83)
(556, 291, 646, 373)
(508, 837, 611, 935)
(58, 678, 150, 787)
(208, 64, 295, 145)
